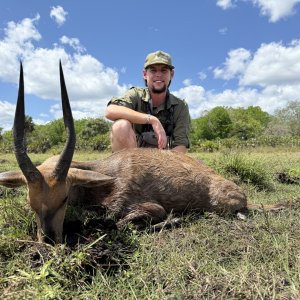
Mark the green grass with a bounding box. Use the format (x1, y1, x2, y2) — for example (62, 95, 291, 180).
(1, 148, 300, 299)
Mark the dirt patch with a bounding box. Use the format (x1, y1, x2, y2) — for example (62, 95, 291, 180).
(275, 172, 300, 184)
(0, 187, 24, 198)
(22, 217, 138, 278)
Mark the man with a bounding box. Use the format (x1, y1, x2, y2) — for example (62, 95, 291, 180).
(105, 50, 191, 153)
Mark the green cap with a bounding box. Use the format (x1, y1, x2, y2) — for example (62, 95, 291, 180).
(144, 50, 174, 69)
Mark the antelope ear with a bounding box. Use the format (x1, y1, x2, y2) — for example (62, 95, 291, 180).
(0, 171, 27, 187)
(68, 168, 114, 188)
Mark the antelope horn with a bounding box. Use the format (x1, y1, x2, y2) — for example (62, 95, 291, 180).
(53, 61, 76, 180)
(13, 62, 42, 183)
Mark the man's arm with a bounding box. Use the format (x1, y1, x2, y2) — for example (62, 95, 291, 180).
(106, 104, 149, 124)
(105, 104, 168, 149)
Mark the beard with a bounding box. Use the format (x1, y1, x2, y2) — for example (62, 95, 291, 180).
(150, 83, 168, 94)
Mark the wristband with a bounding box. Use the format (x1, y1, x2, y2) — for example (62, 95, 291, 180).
(146, 114, 151, 124)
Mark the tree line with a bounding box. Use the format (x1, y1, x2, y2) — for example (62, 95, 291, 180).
(0, 117, 111, 153)
(190, 100, 300, 150)
(0, 100, 300, 153)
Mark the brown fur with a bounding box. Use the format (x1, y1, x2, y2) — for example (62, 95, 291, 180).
(0, 148, 248, 243)
(69, 148, 248, 227)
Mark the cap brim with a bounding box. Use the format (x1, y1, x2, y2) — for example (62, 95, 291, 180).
(144, 63, 175, 69)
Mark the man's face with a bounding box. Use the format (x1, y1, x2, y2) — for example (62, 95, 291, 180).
(143, 64, 174, 94)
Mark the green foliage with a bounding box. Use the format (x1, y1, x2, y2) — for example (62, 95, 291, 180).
(2, 101, 300, 154)
(77, 133, 111, 151)
(199, 140, 220, 152)
(288, 166, 300, 179)
(192, 107, 232, 141)
(219, 137, 241, 149)
(244, 106, 271, 126)
(24, 115, 35, 134)
(0, 130, 13, 153)
(191, 106, 272, 148)
(263, 116, 291, 136)
(229, 118, 260, 139)
(79, 118, 111, 138)
(256, 135, 300, 148)
(273, 100, 300, 136)
(0, 117, 112, 153)
(214, 152, 274, 191)
(76, 118, 111, 151)
(228, 106, 271, 140)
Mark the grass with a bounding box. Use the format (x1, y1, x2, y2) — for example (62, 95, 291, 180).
(1, 148, 300, 299)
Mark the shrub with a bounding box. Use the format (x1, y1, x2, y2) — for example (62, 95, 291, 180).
(76, 133, 110, 151)
(288, 166, 300, 179)
(200, 140, 220, 152)
(214, 152, 275, 191)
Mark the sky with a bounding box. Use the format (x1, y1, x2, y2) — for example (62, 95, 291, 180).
(1, 0, 300, 131)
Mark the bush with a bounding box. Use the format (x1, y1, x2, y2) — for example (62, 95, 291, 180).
(219, 137, 241, 149)
(0, 118, 112, 153)
(214, 152, 275, 191)
(288, 166, 300, 179)
(200, 140, 220, 152)
(76, 133, 110, 151)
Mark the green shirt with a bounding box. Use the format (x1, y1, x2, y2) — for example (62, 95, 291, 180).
(108, 87, 191, 148)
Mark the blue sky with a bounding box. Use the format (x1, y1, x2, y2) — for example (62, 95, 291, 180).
(1, 0, 300, 131)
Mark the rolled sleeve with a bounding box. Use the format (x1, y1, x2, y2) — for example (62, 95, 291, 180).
(107, 88, 139, 109)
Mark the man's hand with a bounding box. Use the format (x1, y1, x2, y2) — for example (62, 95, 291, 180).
(149, 116, 167, 149)
(106, 105, 169, 149)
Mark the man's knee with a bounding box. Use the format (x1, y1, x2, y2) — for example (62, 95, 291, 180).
(110, 119, 137, 151)
(111, 119, 133, 135)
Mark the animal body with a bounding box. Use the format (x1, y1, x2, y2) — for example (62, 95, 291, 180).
(0, 63, 274, 244)
(68, 149, 247, 227)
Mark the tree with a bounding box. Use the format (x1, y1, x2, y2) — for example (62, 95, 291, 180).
(192, 107, 232, 141)
(228, 106, 271, 139)
(263, 117, 290, 136)
(24, 115, 35, 135)
(79, 118, 110, 139)
(244, 106, 271, 127)
(273, 100, 300, 136)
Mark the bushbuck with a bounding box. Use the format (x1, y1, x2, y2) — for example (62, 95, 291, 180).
(0, 63, 280, 244)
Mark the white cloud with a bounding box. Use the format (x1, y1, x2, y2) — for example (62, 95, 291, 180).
(198, 71, 207, 81)
(120, 67, 127, 74)
(173, 85, 261, 118)
(32, 118, 48, 126)
(174, 83, 300, 119)
(0, 15, 128, 130)
(60, 36, 86, 53)
(218, 27, 228, 35)
(252, 0, 300, 22)
(50, 6, 68, 26)
(185, 39, 300, 118)
(0, 100, 15, 131)
(216, 0, 300, 22)
(213, 48, 251, 80)
(173, 85, 207, 118)
(0, 15, 41, 82)
(183, 79, 192, 86)
(240, 40, 300, 86)
(214, 40, 300, 87)
(216, 0, 235, 10)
